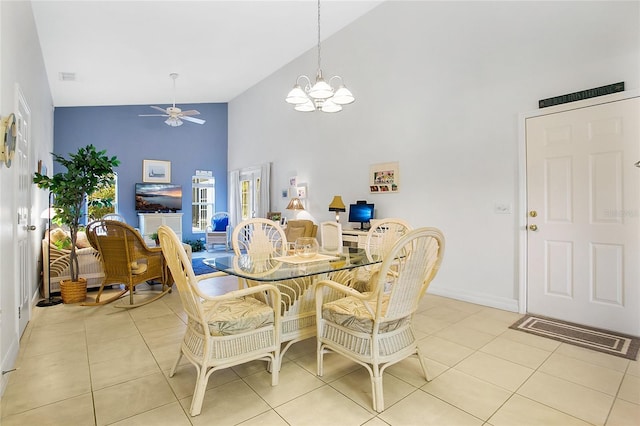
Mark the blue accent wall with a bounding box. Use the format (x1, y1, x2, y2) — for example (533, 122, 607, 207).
(53, 103, 228, 242)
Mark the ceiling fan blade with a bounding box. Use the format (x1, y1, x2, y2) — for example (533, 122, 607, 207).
(181, 116, 206, 125)
(180, 110, 200, 116)
(150, 105, 167, 113)
(139, 114, 169, 117)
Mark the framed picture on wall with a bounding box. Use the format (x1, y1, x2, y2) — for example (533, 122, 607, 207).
(143, 159, 171, 183)
(297, 184, 307, 199)
(370, 161, 399, 193)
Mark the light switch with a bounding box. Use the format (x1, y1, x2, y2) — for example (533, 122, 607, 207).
(494, 202, 512, 214)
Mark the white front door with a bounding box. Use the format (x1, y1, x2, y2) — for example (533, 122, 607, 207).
(16, 89, 32, 336)
(526, 96, 639, 335)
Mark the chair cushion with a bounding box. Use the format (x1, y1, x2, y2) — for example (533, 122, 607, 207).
(322, 293, 409, 333)
(49, 228, 72, 250)
(212, 215, 229, 232)
(286, 226, 307, 242)
(202, 297, 274, 336)
(76, 231, 92, 248)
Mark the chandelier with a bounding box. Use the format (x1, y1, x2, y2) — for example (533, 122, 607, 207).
(285, 0, 355, 113)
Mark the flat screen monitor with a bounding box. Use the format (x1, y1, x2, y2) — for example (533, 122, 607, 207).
(135, 183, 182, 212)
(348, 203, 374, 230)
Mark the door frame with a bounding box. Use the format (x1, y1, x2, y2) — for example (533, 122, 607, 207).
(517, 89, 640, 314)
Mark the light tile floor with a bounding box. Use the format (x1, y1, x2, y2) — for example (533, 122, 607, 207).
(2, 258, 639, 425)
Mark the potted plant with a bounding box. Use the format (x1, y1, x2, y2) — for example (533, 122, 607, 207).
(34, 144, 120, 302)
(149, 232, 160, 246)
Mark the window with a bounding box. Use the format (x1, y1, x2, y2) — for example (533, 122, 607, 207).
(192, 175, 215, 233)
(87, 172, 118, 220)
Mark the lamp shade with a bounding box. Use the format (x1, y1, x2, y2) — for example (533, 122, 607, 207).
(309, 78, 333, 99)
(286, 197, 305, 211)
(286, 85, 309, 105)
(328, 195, 346, 212)
(40, 207, 57, 219)
(332, 86, 355, 105)
(294, 99, 316, 112)
(320, 99, 342, 113)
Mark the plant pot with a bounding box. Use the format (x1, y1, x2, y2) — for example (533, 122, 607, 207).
(60, 277, 87, 304)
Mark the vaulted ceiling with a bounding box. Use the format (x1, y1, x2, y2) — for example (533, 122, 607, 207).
(32, 1, 382, 107)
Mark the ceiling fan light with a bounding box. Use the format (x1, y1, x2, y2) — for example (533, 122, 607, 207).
(286, 85, 310, 104)
(165, 117, 183, 127)
(294, 99, 316, 112)
(332, 86, 355, 105)
(321, 99, 342, 113)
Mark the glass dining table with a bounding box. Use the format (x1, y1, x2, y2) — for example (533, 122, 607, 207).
(203, 247, 380, 359)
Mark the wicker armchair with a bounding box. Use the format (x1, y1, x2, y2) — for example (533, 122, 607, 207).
(315, 227, 445, 412)
(158, 225, 281, 417)
(232, 218, 348, 361)
(354, 218, 413, 291)
(85, 219, 170, 307)
(319, 221, 343, 254)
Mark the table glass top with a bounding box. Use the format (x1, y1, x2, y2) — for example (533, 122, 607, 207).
(203, 248, 379, 282)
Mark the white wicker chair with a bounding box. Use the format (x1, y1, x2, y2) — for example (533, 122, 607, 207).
(205, 212, 231, 251)
(319, 221, 343, 254)
(157, 225, 281, 417)
(231, 218, 348, 360)
(354, 218, 412, 291)
(315, 227, 445, 412)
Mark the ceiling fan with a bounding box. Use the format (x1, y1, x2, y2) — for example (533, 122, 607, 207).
(139, 73, 205, 127)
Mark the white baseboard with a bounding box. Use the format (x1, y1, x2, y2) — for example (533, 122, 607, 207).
(428, 284, 520, 313)
(0, 335, 20, 397)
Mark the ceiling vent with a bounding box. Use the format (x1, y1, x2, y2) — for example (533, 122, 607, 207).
(58, 72, 77, 82)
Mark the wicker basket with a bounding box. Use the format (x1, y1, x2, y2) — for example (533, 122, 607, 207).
(60, 278, 87, 304)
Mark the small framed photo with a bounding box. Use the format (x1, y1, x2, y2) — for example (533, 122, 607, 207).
(370, 161, 399, 193)
(297, 184, 307, 199)
(267, 212, 282, 222)
(143, 160, 171, 183)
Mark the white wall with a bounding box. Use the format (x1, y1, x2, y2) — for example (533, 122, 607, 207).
(228, 2, 640, 310)
(0, 0, 53, 394)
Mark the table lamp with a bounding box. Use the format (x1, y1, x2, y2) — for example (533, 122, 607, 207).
(328, 195, 346, 222)
(286, 197, 305, 220)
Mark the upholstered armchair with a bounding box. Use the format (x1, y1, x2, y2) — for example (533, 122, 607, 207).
(284, 220, 317, 246)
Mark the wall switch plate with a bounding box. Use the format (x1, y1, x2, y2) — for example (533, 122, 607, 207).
(494, 202, 512, 214)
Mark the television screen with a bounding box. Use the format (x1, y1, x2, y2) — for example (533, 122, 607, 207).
(348, 203, 374, 230)
(135, 183, 182, 212)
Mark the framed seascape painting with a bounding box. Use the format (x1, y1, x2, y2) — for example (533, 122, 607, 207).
(143, 160, 171, 183)
(369, 161, 399, 193)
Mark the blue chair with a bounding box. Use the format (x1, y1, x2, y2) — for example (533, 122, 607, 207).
(205, 212, 230, 251)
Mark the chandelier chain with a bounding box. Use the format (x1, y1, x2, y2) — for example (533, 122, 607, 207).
(317, 0, 321, 72)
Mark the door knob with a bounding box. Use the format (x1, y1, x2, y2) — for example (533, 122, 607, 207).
(27, 225, 36, 231)
(529, 224, 538, 231)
